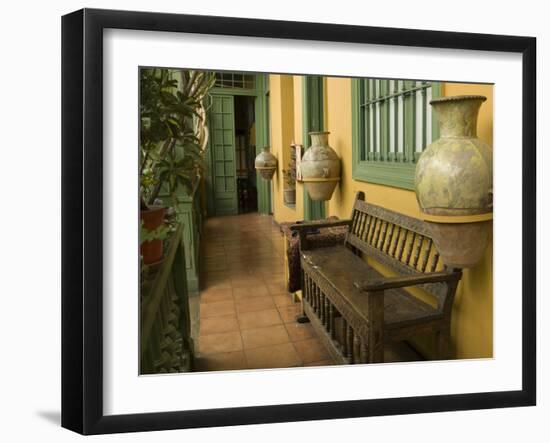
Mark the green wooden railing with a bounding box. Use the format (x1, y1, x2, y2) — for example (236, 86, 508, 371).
(140, 224, 194, 374)
(173, 178, 202, 295)
(160, 176, 202, 295)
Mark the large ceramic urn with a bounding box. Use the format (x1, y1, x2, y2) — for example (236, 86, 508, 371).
(415, 95, 492, 268)
(301, 131, 341, 201)
(254, 146, 277, 180)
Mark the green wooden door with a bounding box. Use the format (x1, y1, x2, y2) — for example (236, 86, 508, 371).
(209, 94, 238, 216)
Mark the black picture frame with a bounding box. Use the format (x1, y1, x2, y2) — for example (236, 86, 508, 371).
(61, 8, 536, 435)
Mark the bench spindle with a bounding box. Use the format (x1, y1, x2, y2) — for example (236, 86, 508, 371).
(309, 274, 314, 305)
(420, 238, 433, 272)
(353, 335, 361, 364)
(329, 304, 336, 339)
(390, 226, 401, 256)
(324, 297, 330, 331)
(378, 221, 388, 249)
(359, 343, 369, 364)
(351, 211, 361, 234)
(342, 319, 348, 356)
(397, 230, 408, 261)
(346, 324, 354, 363)
(384, 223, 395, 253)
(320, 291, 326, 325)
(373, 219, 384, 247)
(357, 211, 367, 238)
(364, 216, 372, 242)
(303, 272, 308, 303)
(412, 235, 424, 269)
(315, 284, 321, 315)
(431, 251, 440, 272)
(309, 276, 314, 310)
(406, 232, 417, 264)
(367, 217, 379, 244)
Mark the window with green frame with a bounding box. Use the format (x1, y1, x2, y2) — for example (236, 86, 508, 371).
(214, 72, 256, 89)
(352, 78, 441, 190)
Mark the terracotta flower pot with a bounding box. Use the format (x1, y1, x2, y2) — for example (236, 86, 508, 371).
(415, 95, 492, 268)
(140, 205, 166, 265)
(301, 131, 341, 201)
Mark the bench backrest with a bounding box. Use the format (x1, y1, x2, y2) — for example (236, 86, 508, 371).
(345, 192, 451, 310)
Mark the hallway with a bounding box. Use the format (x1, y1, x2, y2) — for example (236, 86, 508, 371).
(194, 213, 335, 371)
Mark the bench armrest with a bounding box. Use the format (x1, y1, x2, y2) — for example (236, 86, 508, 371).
(354, 270, 462, 292)
(290, 219, 352, 233)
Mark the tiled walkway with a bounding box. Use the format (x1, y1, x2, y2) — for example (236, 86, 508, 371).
(194, 213, 335, 372)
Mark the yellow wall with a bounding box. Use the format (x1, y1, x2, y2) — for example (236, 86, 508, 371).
(269, 74, 305, 223)
(293, 76, 305, 220)
(438, 82, 494, 359)
(269, 75, 298, 223)
(271, 76, 493, 360)
(325, 78, 493, 359)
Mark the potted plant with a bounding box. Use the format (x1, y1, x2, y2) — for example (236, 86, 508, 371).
(282, 168, 296, 205)
(139, 68, 215, 264)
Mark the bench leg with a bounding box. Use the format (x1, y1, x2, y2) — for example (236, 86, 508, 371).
(436, 328, 451, 360)
(364, 291, 384, 363)
(296, 296, 310, 323)
(357, 335, 383, 364)
(366, 337, 384, 363)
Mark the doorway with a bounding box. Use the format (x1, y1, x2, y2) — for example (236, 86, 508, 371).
(206, 74, 271, 217)
(234, 95, 258, 213)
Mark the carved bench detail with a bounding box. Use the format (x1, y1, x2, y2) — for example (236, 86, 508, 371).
(291, 192, 462, 364)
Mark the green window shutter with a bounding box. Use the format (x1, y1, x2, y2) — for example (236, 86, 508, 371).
(352, 78, 442, 190)
(303, 76, 326, 221)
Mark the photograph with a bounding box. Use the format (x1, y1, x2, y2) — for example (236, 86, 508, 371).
(138, 68, 494, 375)
(1, 0, 546, 440)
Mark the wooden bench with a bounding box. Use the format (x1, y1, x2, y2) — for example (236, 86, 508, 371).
(290, 192, 462, 364)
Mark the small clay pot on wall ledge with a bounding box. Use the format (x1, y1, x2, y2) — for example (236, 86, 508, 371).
(415, 95, 493, 268)
(284, 188, 296, 205)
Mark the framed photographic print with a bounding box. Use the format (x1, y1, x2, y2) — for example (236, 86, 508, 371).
(61, 8, 536, 435)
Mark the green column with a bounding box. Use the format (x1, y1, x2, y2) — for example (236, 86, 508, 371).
(302, 76, 326, 221)
(256, 74, 272, 215)
(431, 82, 442, 142)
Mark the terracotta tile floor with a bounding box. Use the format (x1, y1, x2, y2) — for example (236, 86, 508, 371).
(194, 213, 335, 372)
